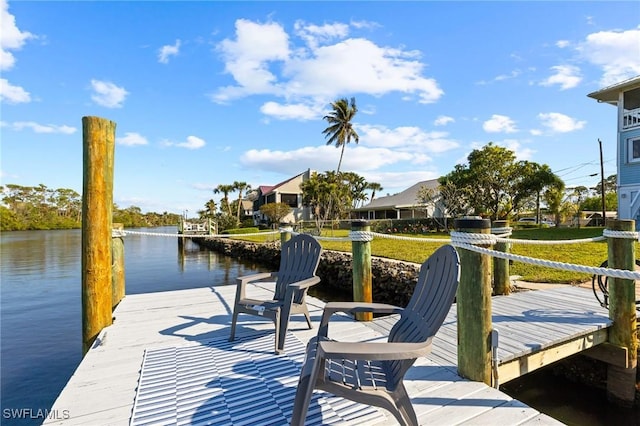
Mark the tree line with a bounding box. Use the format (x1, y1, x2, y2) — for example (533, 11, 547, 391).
(0, 184, 181, 231)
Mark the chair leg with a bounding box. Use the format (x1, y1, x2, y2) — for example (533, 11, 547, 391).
(393, 384, 419, 426)
(229, 309, 239, 342)
(273, 309, 281, 354)
(302, 304, 313, 329)
(290, 354, 322, 426)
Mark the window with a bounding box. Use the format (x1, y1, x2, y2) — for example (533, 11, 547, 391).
(628, 137, 640, 163)
(280, 193, 298, 208)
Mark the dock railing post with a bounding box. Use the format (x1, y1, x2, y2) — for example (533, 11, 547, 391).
(81, 116, 116, 354)
(112, 223, 126, 309)
(605, 219, 638, 406)
(351, 220, 372, 321)
(492, 220, 511, 295)
(455, 217, 493, 384)
(280, 226, 292, 245)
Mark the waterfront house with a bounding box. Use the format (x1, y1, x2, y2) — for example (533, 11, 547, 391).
(588, 75, 640, 228)
(352, 179, 445, 220)
(253, 169, 314, 225)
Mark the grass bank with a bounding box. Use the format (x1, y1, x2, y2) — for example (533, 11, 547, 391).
(233, 227, 637, 284)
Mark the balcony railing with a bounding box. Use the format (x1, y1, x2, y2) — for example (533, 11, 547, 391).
(623, 107, 640, 130)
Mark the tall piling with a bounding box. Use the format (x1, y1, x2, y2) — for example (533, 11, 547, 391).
(82, 116, 116, 354)
(455, 217, 493, 384)
(605, 219, 638, 406)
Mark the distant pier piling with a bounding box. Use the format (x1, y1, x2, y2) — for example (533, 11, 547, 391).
(351, 220, 373, 321)
(82, 116, 116, 354)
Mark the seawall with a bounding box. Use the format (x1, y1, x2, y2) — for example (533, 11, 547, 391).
(193, 237, 421, 307)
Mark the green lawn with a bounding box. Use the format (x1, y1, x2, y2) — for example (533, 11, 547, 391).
(229, 227, 636, 284)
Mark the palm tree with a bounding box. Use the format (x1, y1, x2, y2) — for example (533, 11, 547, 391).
(233, 181, 251, 223)
(204, 199, 217, 218)
(213, 184, 234, 216)
(322, 97, 359, 173)
(367, 182, 383, 203)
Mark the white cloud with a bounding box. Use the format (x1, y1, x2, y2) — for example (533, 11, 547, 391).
(498, 139, 535, 161)
(483, 114, 518, 133)
(214, 19, 290, 102)
(540, 65, 582, 90)
(0, 0, 34, 71)
(10, 121, 75, 134)
(158, 39, 181, 64)
(241, 144, 415, 176)
(116, 132, 148, 146)
(213, 19, 443, 108)
(556, 40, 570, 48)
(294, 20, 349, 49)
(260, 101, 321, 121)
(90, 79, 129, 108)
(0, 78, 30, 104)
(358, 124, 458, 154)
(538, 112, 586, 133)
(434, 115, 454, 126)
(165, 135, 206, 150)
(577, 27, 640, 87)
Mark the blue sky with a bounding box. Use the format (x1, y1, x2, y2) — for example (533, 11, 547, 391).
(1, 1, 639, 215)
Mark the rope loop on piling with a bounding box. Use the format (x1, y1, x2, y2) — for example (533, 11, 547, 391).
(450, 231, 497, 246)
(349, 230, 374, 242)
(602, 229, 640, 240)
(490, 227, 512, 237)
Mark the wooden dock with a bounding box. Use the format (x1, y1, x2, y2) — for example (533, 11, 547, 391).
(41, 282, 623, 425)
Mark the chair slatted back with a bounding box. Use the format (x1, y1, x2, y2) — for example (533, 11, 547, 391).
(387, 244, 460, 387)
(274, 234, 323, 303)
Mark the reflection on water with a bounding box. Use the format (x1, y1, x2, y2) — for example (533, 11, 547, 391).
(0, 227, 267, 425)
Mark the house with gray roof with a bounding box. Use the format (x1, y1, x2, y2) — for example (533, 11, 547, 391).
(352, 179, 444, 220)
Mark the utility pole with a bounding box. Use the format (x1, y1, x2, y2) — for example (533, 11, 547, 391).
(599, 139, 606, 226)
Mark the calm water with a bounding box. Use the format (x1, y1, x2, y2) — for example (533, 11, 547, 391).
(0, 227, 267, 425)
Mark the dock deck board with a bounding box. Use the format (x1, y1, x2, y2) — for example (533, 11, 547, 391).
(44, 283, 617, 425)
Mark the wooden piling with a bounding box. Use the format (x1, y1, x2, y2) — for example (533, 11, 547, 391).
(280, 226, 292, 245)
(351, 220, 372, 321)
(112, 223, 125, 309)
(492, 220, 511, 295)
(82, 116, 116, 354)
(455, 217, 493, 384)
(605, 219, 638, 406)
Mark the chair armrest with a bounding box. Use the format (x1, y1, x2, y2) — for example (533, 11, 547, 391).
(319, 302, 403, 337)
(317, 339, 433, 361)
(234, 272, 277, 303)
(289, 276, 321, 290)
(236, 272, 277, 286)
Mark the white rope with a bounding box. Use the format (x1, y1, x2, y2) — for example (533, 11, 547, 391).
(112, 229, 126, 238)
(495, 235, 606, 245)
(603, 229, 640, 240)
(450, 231, 497, 246)
(490, 227, 513, 236)
(452, 242, 640, 280)
(369, 231, 451, 243)
(349, 230, 374, 242)
(122, 229, 280, 238)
